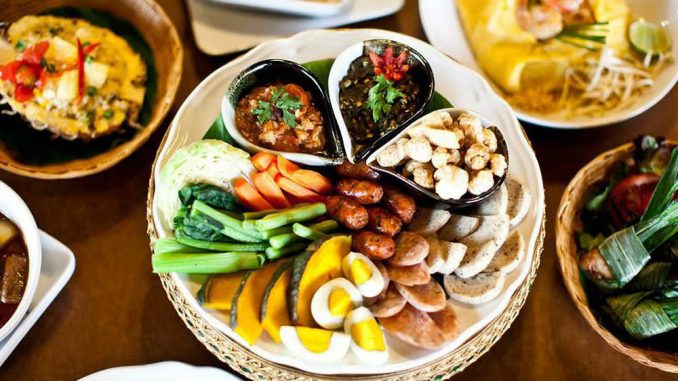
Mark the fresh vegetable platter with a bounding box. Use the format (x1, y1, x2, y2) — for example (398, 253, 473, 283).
(147, 29, 545, 379)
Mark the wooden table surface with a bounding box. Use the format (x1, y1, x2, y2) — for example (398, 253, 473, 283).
(2, 0, 678, 380)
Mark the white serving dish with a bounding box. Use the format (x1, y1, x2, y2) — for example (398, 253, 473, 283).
(0, 181, 41, 341)
(419, 0, 678, 129)
(187, 0, 405, 55)
(205, 0, 352, 18)
(80, 361, 238, 381)
(151, 29, 545, 375)
(0, 230, 75, 366)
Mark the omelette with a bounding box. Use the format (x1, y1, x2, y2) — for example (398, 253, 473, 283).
(456, 0, 632, 113)
(0, 15, 147, 140)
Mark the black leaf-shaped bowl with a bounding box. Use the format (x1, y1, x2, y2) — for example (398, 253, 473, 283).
(221, 59, 344, 166)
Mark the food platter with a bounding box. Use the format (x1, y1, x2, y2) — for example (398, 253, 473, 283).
(147, 28, 545, 378)
(419, 0, 678, 129)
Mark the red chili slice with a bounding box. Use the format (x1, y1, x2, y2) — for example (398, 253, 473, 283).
(76, 39, 85, 102)
(609, 173, 659, 228)
(21, 41, 50, 65)
(14, 84, 34, 102)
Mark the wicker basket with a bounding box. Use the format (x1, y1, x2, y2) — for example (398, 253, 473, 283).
(556, 140, 678, 373)
(0, 0, 182, 179)
(145, 127, 546, 380)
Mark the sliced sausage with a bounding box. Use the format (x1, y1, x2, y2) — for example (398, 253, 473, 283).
(336, 160, 380, 181)
(395, 280, 446, 313)
(352, 231, 395, 260)
(336, 179, 383, 205)
(383, 185, 416, 223)
(388, 232, 429, 266)
(386, 262, 430, 286)
(428, 303, 460, 342)
(367, 207, 403, 237)
(369, 284, 407, 318)
(379, 304, 445, 349)
(325, 195, 368, 230)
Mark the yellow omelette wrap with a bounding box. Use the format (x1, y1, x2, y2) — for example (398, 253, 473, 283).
(456, 0, 630, 93)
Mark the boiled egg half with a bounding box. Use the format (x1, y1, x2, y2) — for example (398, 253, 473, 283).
(311, 277, 363, 329)
(342, 252, 385, 298)
(344, 307, 389, 365)
(279, 326, 350, 363)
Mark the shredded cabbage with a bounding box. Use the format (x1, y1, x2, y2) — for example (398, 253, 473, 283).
(156, 139, 255, 229)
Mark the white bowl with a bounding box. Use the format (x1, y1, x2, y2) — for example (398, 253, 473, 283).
(0, 181, 41, 341)
(207, 0, 353, 18)
(419, 0, 678, 129)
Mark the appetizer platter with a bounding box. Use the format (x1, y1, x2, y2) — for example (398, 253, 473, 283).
(147, 29, 545, 379)
(420, 0, 678, 128)
(0, 0, 181, 179)
(557, 137, 678, 372)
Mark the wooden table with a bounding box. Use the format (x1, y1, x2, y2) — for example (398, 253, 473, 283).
(2, 0, 677, 379)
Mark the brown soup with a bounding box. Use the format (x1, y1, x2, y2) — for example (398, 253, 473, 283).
(0, 215, 28, 328)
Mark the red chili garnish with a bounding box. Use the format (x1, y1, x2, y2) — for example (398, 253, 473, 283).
(76, 38, 85, 102)
(0, 61, 22, 82)
(83, 42, 101, 55)
(20, 40, 50, 65)
(368, 46, 410, 82)
(14, 64, 42, 87)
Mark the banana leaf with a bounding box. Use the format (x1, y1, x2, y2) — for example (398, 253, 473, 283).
(623, 298, 678, 339)
(641, 148, 678, 222)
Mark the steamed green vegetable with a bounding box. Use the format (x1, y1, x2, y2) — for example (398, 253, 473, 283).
(152, 252, 264, 273)
(254, 203, 327, 231)
(265, 243, 308, 261)
(156, 140, 255, 230)
(179, 183, 240, 211)
(269, 220, 338, 249)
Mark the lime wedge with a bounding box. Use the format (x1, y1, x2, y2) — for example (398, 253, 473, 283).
(629, 20, 671, 55)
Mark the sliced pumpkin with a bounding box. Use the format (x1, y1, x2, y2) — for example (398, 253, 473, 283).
(260, 261, 293, 342)
(231, 260, 290, 345)
(288, 235, 352, 326)
(197, 272, 246, 310)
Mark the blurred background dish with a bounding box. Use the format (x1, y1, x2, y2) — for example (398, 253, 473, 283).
(0, 230, 74, 366)
(419, 0, 678, 129)
(0, 0, 182, 179)
(79, 361, 239, 381)
(187, 0, 405, 55)
(205, 0, 353, 18)
(0, 181, 41, 342)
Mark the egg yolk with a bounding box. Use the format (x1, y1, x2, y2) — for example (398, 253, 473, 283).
(295, 326, 333, 353)
(350, 259, 372, 285)
(328, 288, 353, 317)
(351, 318, 385, 351)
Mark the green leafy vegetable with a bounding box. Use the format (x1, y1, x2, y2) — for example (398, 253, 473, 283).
(179, 183, 239, 211)
(366, 75, 405, 122)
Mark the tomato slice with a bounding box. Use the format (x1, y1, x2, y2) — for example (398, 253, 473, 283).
(609, 173, 659, 228)
(21, 41, 50, 65)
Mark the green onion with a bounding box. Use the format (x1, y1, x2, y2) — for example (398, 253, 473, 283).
(152, 252, 264, 273)
(265, 243, 307, 261)
(556, 22, 609, 51)
(176, 236, 269, 252)
(254, 202, 327, 231)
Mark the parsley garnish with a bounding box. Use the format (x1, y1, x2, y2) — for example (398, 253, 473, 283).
(15, 40, 26, 52)
(366, 75, 405, 122)
(251, 86, 303, 127)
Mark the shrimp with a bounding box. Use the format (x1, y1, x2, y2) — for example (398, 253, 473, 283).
(516, 0, 564, 40)
(544, 0, 585, 13)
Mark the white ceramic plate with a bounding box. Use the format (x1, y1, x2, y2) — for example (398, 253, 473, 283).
(205, 0, 352, 18)
(187, 0, 405, 55)
(151, 29, 545, 375)
(0, 230, 75, 366)
(79, 361, 239, 381)
(419, 0, 678, 129)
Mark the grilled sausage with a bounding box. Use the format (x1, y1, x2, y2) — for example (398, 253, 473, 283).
(336, 160, 380, 181)
(389, 232, 429, 266)
(336, 179, 383, 205)
(325, 196, 368, 230)
(352, 231, 395, 260)
(367, 207, 403, 237)
(383, 185, 416, 223)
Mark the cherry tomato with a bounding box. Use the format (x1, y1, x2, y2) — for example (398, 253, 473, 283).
(609, 173, 659, 228)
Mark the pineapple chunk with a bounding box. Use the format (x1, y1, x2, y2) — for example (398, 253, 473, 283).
(45, 36, 77, 63)
(57, 70, 78, 101)
(120, 85, 145, 104)
(85, 61, 109, 88)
